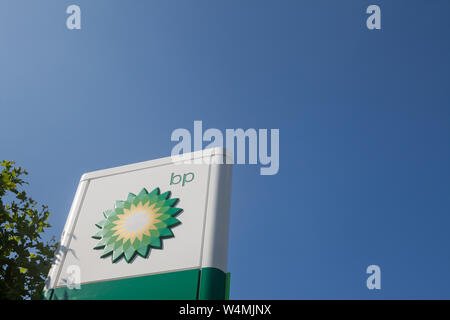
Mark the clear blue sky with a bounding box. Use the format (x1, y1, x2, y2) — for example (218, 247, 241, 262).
(1, 1, 450, 299)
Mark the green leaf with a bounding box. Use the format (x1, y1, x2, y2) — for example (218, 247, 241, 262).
(127, 193, 136, 203)
(149, 237, 161, 248)
(148, 188, 160, 198)
(158, 228, 174, 237)
(137, 188, 148, 199)
(164, 217, 180, 227)
(136, 244, 149, 257)
(124, 246, 135, 262)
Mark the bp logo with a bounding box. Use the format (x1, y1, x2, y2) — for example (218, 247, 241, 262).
(92, 187, 182, 263)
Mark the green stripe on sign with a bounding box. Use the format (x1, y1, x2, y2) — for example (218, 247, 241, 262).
(198, 268, 227, 300)
(45, 267, 228, 300)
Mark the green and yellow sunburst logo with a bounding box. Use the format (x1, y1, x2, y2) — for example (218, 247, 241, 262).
(92, 187, 182, 263)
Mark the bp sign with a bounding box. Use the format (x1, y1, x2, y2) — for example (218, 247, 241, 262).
(43, 148, 232, 300)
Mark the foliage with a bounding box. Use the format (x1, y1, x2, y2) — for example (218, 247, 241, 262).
(0, 160, 58, 300)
